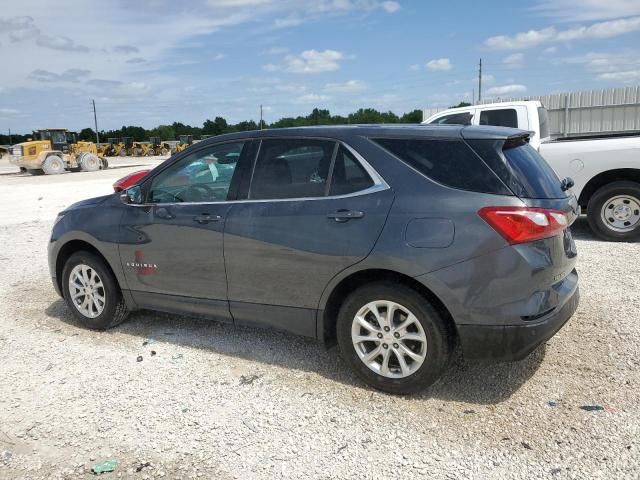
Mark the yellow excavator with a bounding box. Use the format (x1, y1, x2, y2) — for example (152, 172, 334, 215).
(9, 128, 106, 175)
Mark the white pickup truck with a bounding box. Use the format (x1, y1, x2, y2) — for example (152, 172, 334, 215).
(423, 100, 640, 241)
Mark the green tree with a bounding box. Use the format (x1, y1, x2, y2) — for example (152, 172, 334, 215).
(400, 109, 423, 123)
(450, 102, 472, 108)
(78, 128, 96, 141)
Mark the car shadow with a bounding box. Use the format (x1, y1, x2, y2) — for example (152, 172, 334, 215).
(45, 298, 546, 405)
(570, 216, 600, 242)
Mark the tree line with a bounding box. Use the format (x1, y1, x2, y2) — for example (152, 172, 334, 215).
(0, 107, 425, 145)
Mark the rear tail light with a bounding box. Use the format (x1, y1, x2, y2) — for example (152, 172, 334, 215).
(478, 206, 568, 244)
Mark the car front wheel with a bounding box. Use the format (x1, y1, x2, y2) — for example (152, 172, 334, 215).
(61, 251, 129, 329)
(336, 282, 452, 395)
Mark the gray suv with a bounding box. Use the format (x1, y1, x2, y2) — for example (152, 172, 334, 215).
(48, 125, 579, 394)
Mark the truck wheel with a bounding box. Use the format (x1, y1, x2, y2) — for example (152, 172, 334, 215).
(79, 153, 101, 172)
(42, 155, 65, 175)
(29, 169, 44, 176)
(62, 251, 129, 329)
(587, 181, 640, 242)
(336, 282, 452, 395)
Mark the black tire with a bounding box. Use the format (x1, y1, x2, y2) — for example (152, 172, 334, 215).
(28, 169, 45, 176)
(336, 282, 452, 395)
(61, 251, 129, 330)
(586, 181, 640, 242)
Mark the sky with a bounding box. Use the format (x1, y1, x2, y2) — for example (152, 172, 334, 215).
(1, 0, 640, 132)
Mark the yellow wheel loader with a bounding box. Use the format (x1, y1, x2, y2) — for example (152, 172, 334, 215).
(8, 129, 107, 175)
(173, 135, 193, 154)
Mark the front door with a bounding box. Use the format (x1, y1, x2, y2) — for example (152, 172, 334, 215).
(118, 140, 249, 320)
(224, 138, 394, 336)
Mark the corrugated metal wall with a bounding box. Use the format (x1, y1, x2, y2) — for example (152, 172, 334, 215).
(423, 86, 640, 138)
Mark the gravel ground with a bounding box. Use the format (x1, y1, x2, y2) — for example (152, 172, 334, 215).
(0, 157, 638, 479)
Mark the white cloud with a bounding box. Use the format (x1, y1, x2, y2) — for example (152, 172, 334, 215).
(0, 108, 19, 115)
(503, 52, 524, 68)
(36, 35, 90, 53)
(426, 58, 452, 71)
(381, 1, 400, 13)
(486, 84, 527, 95)
(485, 16, 640, 49)
(262, 63, 279, 72)
(285, 49, 345, 73)
(532, 0, 640, 22)
(543, 46, 558, 54)
(597, 70, 640, 82)
(113, 44, 139, 54)
(556, 51, 640, 84)
(264, 46, 289, 55)
(295, 93, 329, 103)
(212, 53, 226, 60)
(409, 63, 421, 71)
(29, 68, 91, 83)
(324, 80, 366, 93)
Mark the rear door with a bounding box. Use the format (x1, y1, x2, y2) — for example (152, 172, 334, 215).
(224, 137, 394, 336)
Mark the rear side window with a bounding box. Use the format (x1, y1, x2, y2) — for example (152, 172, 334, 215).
(250, 139, 335, 199)
(479, 109, 518, 128)
(372, 138, 511, 195)
(466, 138, 566, 199)
(430, 112, 473, 125)
(329, 145, 374, 195)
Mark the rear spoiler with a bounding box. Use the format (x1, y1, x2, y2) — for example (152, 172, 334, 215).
(504, 131, 534, 149)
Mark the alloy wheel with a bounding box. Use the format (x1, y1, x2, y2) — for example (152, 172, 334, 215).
(351, 300, 427, 378)
(68, 264, 106, 318)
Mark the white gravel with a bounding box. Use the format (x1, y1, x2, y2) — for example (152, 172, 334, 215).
(0, 157, 638, 479)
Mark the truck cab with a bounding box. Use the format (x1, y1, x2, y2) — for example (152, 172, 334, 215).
(424, 101, 640, 241)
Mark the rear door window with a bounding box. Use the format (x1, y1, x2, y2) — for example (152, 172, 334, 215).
(329, 145, 374, 196)
(372, 138, 510, 195)
(479, 108, 518, 128)
(250, 139, 336, 199)
(466, 138, 567, 199)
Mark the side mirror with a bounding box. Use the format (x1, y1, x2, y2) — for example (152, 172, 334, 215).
(560, 177, 575, 191)
(120, 185, 143, 205)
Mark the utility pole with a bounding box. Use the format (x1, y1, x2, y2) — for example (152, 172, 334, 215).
(259, 104, 263, 130)
(92, 99, 100, 144)
(478, 58, 482, 104)
(472, 88, 475, 105)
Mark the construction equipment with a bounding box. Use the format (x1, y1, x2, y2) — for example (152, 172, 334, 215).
(8, 128, 106, 175)
(119, 137, 134, 156)
(173, 135, 193, 154)
(145, 137, 171, 156)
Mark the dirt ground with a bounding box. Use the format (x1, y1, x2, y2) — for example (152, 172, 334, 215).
(0, 156, 638, 479)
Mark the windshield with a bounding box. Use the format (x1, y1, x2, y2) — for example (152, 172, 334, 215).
(50, 131, 67, 143)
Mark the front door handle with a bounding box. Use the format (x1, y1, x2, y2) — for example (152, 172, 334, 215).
(193, 214, 222, 224)
(327, 209, 365, 222)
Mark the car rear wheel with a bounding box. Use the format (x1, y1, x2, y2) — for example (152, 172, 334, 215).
(42, 155, 65, 175)
(587, 181, 640, 242)
(62, 251, 129, 329)
(336, 282, 452, 394)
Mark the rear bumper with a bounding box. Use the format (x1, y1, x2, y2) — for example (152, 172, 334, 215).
(457, 285, 579, 361)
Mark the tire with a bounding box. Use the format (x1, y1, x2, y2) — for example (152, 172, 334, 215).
(61, 251, 129, 330)
(42, 155, 65, 175)
(586, 181, 640, 242)
(19, 167, 27, 173)
(336, 282, 452, 395)
(79, 153, 101, 172)
(28, 169, 44, 176)
(101, 158, 109, 170)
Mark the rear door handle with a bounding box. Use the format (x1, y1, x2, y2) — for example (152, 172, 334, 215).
(327, 209, 365, 222)
(193, 214, 222, 224)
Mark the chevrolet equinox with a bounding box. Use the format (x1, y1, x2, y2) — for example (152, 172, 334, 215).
(49, 125, 580, 394)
